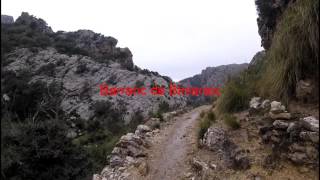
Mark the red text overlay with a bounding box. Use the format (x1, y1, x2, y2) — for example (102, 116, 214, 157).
(99, 83, 221, 96)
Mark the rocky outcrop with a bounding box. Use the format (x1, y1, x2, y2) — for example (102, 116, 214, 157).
(201, 127, 250, 170)
(1, 15, 14, 24)
(54, 30, 135, 69)
(15, 12, 53, 33)
(255, 0, 293, 49)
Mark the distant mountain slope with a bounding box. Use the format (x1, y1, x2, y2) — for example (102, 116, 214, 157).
(180, 64, 248, 87)
(179, 63, 248, 105)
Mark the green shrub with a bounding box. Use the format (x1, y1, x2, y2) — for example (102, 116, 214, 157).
(207, 111, 216, 121)
(1, 117, 91, 180)
(150, 80, 157, 88)
(223, 114, 240, 130)
(135, 80, 145, 88)
(91, 100, 125, 134)
(1, 71, 46, 120)
(158, 101, 170, 114)
(198, 117, 213, 140)
(128, 110, 144, 131)
(152, 111, 164, 122)
(216, 77, 251, 114)
(200, 110, 206, 118)
(78, 134, 121, 172)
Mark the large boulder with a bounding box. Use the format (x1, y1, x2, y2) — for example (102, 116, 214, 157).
(135, 125, 151, 135)
(270, 101, 286, 113)
(201, 127, 229, 152)
(249, 97, 271, 115)
(273, 120, 289, 129)
(261, 99, 271, 110)
(269, 112, 292, 120)
(249, 97, 262, 109)
(300, 116, 319, 132)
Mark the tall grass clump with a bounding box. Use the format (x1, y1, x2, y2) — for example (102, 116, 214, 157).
(216, 76, 252, 114)
(215, 51, 266, 115)
(259, 0, 319, 101)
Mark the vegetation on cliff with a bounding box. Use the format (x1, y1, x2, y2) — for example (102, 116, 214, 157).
(217, 0, 319, 115)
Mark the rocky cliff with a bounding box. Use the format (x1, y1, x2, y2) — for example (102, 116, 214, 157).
(255, 0, 292, 49)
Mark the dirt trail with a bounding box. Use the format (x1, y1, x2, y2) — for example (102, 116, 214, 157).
(144, 105, 211, 180)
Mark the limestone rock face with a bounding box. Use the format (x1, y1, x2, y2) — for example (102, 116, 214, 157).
(3, 48, 187, 121)
(1, 15, 14, 24)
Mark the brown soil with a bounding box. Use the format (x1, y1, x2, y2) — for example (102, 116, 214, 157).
(144, 105, 211, 180)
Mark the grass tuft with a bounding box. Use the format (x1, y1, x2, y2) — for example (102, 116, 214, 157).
(223, 114, 240, 130)
(258, 0, 319, 101)
(197, 111, 216, 140)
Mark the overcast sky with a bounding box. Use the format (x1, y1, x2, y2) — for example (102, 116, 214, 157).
(2, 0, 263, 81)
